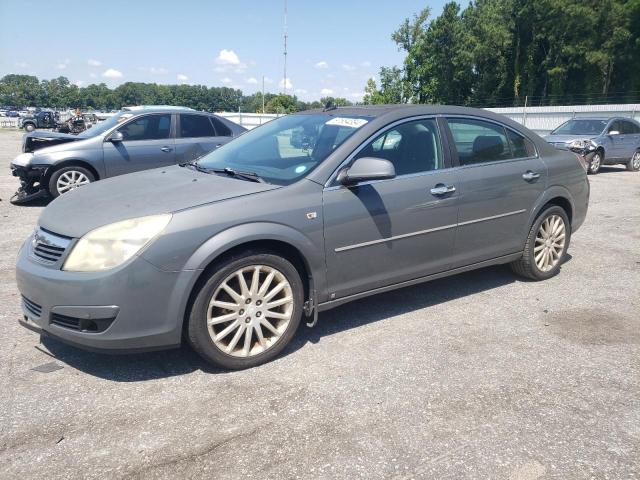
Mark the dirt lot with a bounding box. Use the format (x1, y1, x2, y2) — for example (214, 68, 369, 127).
(0, 129, 638, 479)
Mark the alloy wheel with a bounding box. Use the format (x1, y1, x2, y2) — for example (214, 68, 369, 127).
(632, 152, 640, 170)
(56, 170, 90, 194)
(206, 265, 294, 357)
(589, 153, 601, 173)
(534, 214, 566, 272)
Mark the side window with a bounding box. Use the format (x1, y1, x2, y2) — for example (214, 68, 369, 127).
(622, 121, 639, 134)
(354, 119, 443, 175)
(117, 114, 171, 141)
(211, 117, 232, 136)
(609, 121, 623, 134)
(506, 128, 536, 158)
(180, 114, 215, 138)
(447, 118, 511, 165)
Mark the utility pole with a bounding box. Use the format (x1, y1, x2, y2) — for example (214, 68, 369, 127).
(262, 75, 265, 114)
(283, 0, 288, 95)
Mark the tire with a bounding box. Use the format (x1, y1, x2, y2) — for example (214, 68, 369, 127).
(510, 205, 571, 281)
(23, 123, 35, 132)
(587, 151, 602, 174)
(187, 251, 304, 370)
(627, 151, 640, 171)
(48, 165, 95, 198)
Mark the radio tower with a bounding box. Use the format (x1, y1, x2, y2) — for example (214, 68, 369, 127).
(283, 0, 288, 95)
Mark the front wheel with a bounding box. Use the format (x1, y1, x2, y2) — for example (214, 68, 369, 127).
(510, 206, 571, 281)
(48, 165, 95, 198)
(23, 123, 35, 132)
(627, 151, 640, 171)
(588, 151, 602, 174)
(187, 252, 304, 370)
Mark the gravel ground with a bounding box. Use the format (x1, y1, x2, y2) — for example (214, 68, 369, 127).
(0, 129, 638, 479)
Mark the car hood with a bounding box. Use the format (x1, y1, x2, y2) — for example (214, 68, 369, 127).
(38, 165, 280, 238)
(23, 130, 85, 153)
(544, 134, 596, 143)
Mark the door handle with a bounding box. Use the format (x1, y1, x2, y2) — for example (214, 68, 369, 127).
(160, 146, 172, 152)
(522, 170, 540, 182)
(430, 184, 456, 196)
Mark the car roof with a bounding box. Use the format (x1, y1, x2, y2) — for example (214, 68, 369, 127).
(297, 104, 519, 121)
(121, 105, 196, 113)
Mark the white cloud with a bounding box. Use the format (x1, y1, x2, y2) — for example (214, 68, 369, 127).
(15, 62, 29, 68)
(360, 61, 372, 68)
(246, 77, 258, 84)
(148, 66, 168, 74)
(89, 73, 97, 78)
(320, 88, 334, 95)
(325, 73, 336, 79)
(216, 49, 240, 65)
(88, 59, 102, 67)
(73, 80, 85, 87)
(315, 61, 329, 69)
(279, 77, 293, 89)
(220, 77, 232, 84)
(342, 64, 356, 71)
(56, 59, 70, 70)
(349, 92, 364, 100)
(177, 73, 188, 82)
(295, 88, 308, 95)
(102, 68, 123, 78)
(263, 77, 274, 84)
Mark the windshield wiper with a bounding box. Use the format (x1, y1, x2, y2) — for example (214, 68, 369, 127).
(179, 161, 212, 174)
(208, 167, 266, 183)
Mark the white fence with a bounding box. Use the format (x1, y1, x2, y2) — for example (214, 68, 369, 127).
(487, 104, 640, 135)
(4, 104, 640, 134)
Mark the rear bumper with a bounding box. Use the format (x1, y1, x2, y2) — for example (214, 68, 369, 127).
(15, 237, 194, 353)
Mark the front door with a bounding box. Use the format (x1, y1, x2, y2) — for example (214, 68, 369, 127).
(323, 118, 459, 299)
(102, 113, 175, 177)
(444, 117, 547, 267)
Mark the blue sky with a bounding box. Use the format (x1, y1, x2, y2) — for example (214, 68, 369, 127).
(0, 0, 447, 102)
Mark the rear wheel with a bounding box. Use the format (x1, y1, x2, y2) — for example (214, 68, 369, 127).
(48, 165, 95, 198)
(23, 123, 35, 132)
(511, 205, 571, 281)
(588, 151, 602, 174)
(187, 252, 304, 369)
(627, 151, 640, 171)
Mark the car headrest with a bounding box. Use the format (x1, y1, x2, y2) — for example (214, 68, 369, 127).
(472, 135, 504, 159)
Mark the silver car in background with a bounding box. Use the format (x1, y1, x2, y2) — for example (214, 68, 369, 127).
(545, 117, 640, 174)
(10, 106, 246, 203)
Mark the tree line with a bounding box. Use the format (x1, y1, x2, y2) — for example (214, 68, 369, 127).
(364, 0, 640, 107)
(0, 74, 353, 113)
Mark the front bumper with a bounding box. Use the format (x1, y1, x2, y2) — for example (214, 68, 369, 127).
(10, 163, 49, 204)
(15, 235, 194, 353)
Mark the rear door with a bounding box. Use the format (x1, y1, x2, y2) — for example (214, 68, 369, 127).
(174, 114, 229, 163)
(620, 120, 640, 159)
(102, 113, 175, 177)
(444, 117, 545, 267)
(323, 117, 459, 299)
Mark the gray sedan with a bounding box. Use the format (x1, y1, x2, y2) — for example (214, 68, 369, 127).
(15, 105, 589, 369)
(10, 106, 245, 203)
(545, 117, 640, 174)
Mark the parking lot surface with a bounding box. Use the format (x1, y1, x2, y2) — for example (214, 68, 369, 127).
(0, 129, 638, 479)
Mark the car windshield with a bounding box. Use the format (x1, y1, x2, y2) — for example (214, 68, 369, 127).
(76, 111, 133, 138)
(551, 119, 608, 136)
(195, 113, 371, 185)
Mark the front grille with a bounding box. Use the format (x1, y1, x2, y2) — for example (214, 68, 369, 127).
(51, 313, 115, 333)
(22, 296, 42, 318)
(30, 228, 72, 265)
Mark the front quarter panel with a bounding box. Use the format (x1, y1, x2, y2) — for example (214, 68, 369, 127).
(141, 179, 328, 299)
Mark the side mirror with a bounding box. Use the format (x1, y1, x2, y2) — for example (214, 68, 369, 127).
(108, 131, 124, 142)
(338, 157, 396, 185)
(608, 130, 620, 136)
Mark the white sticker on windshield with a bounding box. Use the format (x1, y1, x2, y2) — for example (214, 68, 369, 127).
(325, 117, 368, 129)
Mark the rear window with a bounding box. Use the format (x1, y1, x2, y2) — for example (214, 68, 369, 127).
(180, 114, 215, 138)
(211, 117, 232, 136)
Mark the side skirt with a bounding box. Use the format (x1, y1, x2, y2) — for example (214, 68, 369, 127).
(317, 252, 522, 312)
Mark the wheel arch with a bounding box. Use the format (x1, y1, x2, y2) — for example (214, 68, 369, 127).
(178, 223, 327, 332)
(525, 187, 574, 242)
(43, 159, 100, 184)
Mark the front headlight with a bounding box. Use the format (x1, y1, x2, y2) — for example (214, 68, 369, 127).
(11, 152, 34, 167)
(62, 214, 172, 272)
